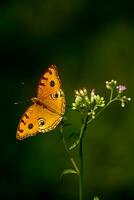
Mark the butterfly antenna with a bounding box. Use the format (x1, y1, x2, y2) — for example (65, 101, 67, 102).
(14, 99, 31, 105)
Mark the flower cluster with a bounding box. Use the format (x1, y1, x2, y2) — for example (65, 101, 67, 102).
(72, 88, 105, 119)
(120, 96, 131, 107)
(72, 88, 90, 110)
(105, 80, 131, 107)
(106, 80, 117, 90)
(72, 80, 131, 118)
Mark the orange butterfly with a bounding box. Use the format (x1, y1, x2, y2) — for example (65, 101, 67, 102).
(16, 65, 66, 140)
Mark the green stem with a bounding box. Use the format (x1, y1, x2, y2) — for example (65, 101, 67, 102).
(79, 114, 89, 200)
(110, 88, 113, 101)
(79, 136, 83, 200)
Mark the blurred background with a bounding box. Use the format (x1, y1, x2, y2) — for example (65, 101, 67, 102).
(0, 0, 134, 199)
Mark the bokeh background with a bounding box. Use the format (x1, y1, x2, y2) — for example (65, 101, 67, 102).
(0, 0, 134, 199)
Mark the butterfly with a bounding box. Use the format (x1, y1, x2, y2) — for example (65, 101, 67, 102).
(16, 65, 66, 140)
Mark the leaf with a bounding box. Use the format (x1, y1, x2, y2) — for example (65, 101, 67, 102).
(69, 139, 80, 150)
(61, 169, 78, 176)
(93, 196, 100, 200)
(60, 169, 78, 182)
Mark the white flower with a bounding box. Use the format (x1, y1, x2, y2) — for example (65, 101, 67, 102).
(116, 85, 127, 93)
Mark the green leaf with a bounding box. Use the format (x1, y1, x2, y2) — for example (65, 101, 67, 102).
(69, 139, 80, 150)
(60, 169, 78, 182)
(93, 196, 100, 200)
(61, 169, 77, 176)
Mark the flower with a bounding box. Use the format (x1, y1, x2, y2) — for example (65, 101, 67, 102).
(90, 89, 96, 103)
(106, 80, 117, 90)
(116, 85, 127, 93)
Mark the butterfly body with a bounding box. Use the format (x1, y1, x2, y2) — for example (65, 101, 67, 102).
(16, 65, 65, 140)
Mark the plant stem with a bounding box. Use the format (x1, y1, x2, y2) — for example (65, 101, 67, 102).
(110, 88, 113, 101)
(79, 135, 83, 200)
(79, 114, 89, 200)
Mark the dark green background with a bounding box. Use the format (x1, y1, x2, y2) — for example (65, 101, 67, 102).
(0, 1, 133, 199)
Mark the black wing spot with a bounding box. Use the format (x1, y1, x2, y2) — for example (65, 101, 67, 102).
(18, 128, 23, 133)
(51, 91, 60, 99)
(55, 93, 58, 98)
(39, 82, 45, 86)
(50, 80, 55, 87)
(48, 69, 52, 75)
(41, 121, 45, 125)
(42, 76, 48, 80)
(21, 119, 26, 125)
(28, 123, 33, 129)
(38, 118, 45, 126)
(24, 113, 29, 119)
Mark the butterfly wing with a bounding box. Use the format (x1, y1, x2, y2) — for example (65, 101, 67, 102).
(16, 103, 63, 140)
(37, 64, 65, 116)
